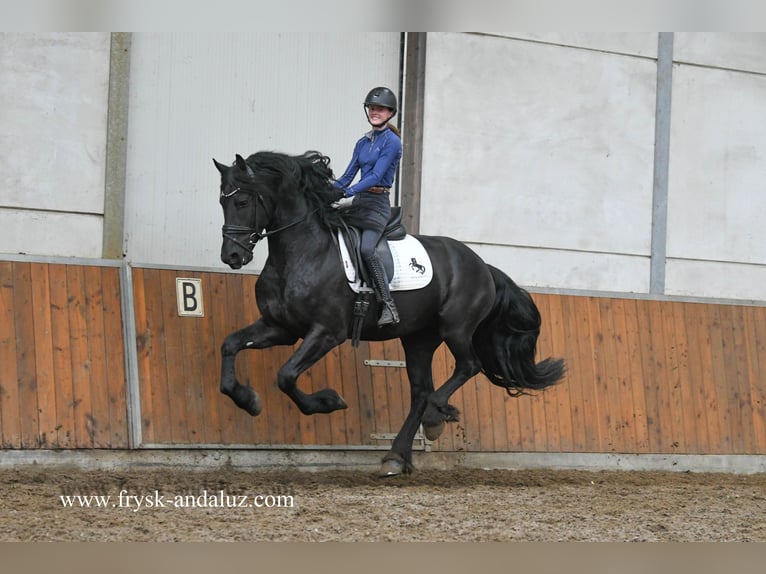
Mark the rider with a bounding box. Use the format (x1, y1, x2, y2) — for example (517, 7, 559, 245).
(333, 86, 402, 326)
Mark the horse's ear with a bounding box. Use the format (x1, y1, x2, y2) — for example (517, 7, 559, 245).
(213, 158, 228, 174)
(235, 154, 255, 178)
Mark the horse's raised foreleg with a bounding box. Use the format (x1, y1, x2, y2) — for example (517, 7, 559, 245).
(276, 325, 348, 415)
(380, 331, 442, 477)
(220, 319, 298, 416)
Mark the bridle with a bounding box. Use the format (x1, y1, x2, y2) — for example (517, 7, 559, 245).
(221, 186, 316, 253)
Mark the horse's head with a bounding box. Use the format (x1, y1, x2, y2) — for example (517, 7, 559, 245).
(214, 154, 276, 269)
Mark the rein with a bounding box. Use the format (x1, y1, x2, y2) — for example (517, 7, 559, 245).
(221, 187, 317, 252)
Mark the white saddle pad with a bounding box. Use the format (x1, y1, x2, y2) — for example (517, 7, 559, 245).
(338, 231, 433, 293)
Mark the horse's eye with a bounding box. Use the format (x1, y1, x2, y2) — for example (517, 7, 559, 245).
(235, 197, 250, 209)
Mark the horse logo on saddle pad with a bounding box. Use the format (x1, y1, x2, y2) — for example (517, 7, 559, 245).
(336, 207, 433, 293)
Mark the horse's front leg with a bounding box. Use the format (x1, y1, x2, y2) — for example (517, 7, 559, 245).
(277, 325, 348, 415)
(220, 319, 298, 415)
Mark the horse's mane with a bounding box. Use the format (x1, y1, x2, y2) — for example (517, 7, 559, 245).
(242, 150, 346, 229)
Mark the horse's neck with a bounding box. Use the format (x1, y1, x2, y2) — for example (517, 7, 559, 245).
(265, 209, 333, 267)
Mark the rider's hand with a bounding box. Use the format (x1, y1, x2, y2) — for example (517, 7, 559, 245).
(331, 196, 354, 209)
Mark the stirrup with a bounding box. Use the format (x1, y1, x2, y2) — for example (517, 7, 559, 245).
(378, 300, 400, 326)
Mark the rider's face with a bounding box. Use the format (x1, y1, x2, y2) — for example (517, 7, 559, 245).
(366, 105, 394, 128)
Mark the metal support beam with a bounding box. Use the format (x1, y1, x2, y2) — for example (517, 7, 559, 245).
(120, 261, 142, 448)
(650, 32, 674, 294)
(102, 33, 132, 259)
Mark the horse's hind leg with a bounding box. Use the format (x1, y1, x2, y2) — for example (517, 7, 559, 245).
(276, 325, 348, 415)
(220, 319, 297, 415)
(421, 332, 484, 435)
(380, 331, 441, 477)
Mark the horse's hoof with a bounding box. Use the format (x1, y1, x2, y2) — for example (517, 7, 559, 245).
(379, 458, 404, 477)
(423, 421, 445, 441)
(246, 393, 262, 416)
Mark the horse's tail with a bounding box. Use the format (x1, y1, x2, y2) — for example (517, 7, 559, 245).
(473, 265, 565, 396)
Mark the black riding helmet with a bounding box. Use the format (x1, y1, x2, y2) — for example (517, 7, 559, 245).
(364, 87, 397, 126)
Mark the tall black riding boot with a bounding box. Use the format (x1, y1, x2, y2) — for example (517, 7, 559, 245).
(366, 255, 400, 326)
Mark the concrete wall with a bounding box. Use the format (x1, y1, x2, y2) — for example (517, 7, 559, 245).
(3, 32, 765, 303)
(0, 33, 110, 258)
(665, 33, 766, 300)
(419, 32, 766, 302)
(123, 32, 401, 270)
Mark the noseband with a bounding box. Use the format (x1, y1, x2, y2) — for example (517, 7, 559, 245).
(221, 187, 316, 253)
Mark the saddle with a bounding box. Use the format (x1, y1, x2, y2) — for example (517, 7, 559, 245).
(335, 207, 406, 346)
(338, 206, 407, 288)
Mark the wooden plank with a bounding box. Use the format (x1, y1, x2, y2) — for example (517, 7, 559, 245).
(369, 340, 393, 441)
(30, 264, 57, 447)
(470, 376, 495, 452)
(680, 302, 710, 453)
(720, 305, 754, 454)
(660, 301, 690, 452)
(0, 262, 21, 448)
(559, 295, 586, 452)
(131, 267, 155, 444)
(206, 271, 233, 443)
(352, 340, 376, 446)
(730, 305, 756, 453)
(337, 340, 362, 445)
(454, 346, 482, 452)
(622, 298, 650, 452)
(706, 304, 733, 453)
(594, 298, 635, 452)
(83, 265, 112, 447)
(49, 264, 76, 448)
(66, 265, 93, 447)
(158, 269, 191, 443)
(688, 301, 723, 452)
(645, 301, 676, 453)
(101, 267, 128, 447)
(676, 302, 700, 452)
(323, 344, 347, 445)
(744, 306, 766, 452)
(175, 273, 208, 445)
(143, 268, 174, 444)
(198, 272, 224, 445)
(575, 296, 603, 451)
(535, 294, 562, 452)
(541, 293, 573, 452)
(603, 298, 638, 453)
(634, 300, 663, 452)
(382, 338, 408, 444)
(14, 263, 39, 447)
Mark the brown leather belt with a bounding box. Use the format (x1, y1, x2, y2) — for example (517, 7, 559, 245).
(367, 186, 390, 194)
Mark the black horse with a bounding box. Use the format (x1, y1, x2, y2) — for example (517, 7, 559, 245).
(214, 151, 565, 476)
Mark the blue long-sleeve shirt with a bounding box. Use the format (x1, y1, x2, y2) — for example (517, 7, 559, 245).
(333, 127, 402, 197)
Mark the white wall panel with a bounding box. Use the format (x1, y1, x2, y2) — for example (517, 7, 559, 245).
(667, 65, 766, 266)
(124, 33, 401, 269)
(0, 209, 103, 258)
(0, 33, 110, 258)
(674, 33, 766, 75)
(419, 33, 656, 290)
(497, 33, 658, 58)
(468, 243, 650, 293)
(666, 259, 766, 301)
